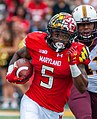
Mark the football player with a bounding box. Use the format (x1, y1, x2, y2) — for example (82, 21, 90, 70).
(68, 5, 97, 119)
(6, 12, 90, 119)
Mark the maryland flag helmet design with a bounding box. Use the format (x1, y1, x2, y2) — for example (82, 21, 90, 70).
(48, 12, 77, 34)
(47, 12, 77, 52)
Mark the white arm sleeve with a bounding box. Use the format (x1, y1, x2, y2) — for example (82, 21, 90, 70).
(7, 64, 14, 75)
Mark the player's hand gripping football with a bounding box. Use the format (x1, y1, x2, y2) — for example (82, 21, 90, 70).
(6, 63, 28, 84)
(67, 46, 78, 65)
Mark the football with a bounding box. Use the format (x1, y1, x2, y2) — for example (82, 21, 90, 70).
(15, 58, 33, 79)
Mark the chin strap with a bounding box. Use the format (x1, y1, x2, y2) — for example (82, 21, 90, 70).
(88, 39, 94, 48)
(46, 36, 71, 52)
(54, 42, 65, 52)
(77, 35, 95, 47)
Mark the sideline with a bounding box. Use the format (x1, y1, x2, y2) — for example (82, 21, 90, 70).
(0, 110, 19, 116)
(0, 109, 74, 117)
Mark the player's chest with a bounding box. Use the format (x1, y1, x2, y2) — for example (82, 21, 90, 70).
(31, 49, 70, 77)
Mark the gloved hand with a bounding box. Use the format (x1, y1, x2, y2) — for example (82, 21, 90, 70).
(67, 46, 78, 65)
(67, 46, 82, 78)
(6, 63, 28, 84)
(67, 45, 90, 65)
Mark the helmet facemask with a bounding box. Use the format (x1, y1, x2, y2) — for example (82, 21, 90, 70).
(48, 29, 73, 52)
(77, 21, 97, 45)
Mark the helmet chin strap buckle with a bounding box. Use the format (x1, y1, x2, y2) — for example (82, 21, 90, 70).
(56, 48, 60, 52)
(54, 42, 65, 52)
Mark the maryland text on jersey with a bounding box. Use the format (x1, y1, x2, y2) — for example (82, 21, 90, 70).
(39, 56, 61, 66)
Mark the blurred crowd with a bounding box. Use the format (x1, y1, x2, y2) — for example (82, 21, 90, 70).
(0, 0, 96, 109)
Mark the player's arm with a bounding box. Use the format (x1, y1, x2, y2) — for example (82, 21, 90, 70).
(72, 64, 88, 93)
(9, 46, 31, 65)
(68, 46, 89, 93)
(6, 46, 31, 84)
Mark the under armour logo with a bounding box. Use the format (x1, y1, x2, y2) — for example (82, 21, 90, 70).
(57, 53, 63, 58)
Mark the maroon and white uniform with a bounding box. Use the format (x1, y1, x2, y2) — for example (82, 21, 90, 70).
(22, 31, 89, 113)
(68, 39, 97, 119)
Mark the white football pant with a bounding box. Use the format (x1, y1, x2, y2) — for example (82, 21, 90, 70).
(20, 94, 63, 119)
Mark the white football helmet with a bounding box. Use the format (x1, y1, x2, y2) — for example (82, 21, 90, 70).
(72, 5, 97, 23)
(72, 5, 97, 45)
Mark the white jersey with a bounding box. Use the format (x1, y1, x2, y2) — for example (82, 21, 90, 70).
(88, 44, 97, 93)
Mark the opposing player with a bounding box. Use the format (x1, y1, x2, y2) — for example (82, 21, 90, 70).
(68, 5, 97, 119)
(6, 12, 90, 119)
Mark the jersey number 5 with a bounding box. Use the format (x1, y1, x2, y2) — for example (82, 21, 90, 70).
(40, 65, 54, 89)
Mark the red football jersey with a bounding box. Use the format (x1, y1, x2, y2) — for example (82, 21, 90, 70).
(25, 31, 89, 112)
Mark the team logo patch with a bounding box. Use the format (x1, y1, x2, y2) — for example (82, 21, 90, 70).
(39, 49, 48, 54)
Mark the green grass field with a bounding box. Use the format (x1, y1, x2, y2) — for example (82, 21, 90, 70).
(0, 117, 19, 119)
(0, 116, 75, 119)
(0, 111, 75, 119)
